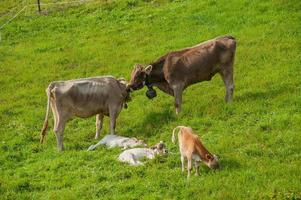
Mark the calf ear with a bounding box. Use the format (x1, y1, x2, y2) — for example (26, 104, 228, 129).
(144, 65, 153, 75)
(206, 154, 213, 161)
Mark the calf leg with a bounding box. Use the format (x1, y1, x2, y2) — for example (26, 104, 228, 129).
(181, 155, 185, 172)
(220, 63, 234, 102)
(194, 161, 200, 176)
(95, 114, 104, 139)
(187, 157, 192, 178)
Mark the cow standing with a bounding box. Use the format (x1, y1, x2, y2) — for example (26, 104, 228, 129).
(128, 36, 236, 114)
(40, 76, 131, 151)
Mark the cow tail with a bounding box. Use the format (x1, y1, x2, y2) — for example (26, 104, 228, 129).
(40, 84, 52, 144)
(172, 126, 184, 143)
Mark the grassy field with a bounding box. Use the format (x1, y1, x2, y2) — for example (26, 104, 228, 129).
(0, 0, 301, 199)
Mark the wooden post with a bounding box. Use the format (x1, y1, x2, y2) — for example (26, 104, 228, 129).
(37, 0, 41, 13)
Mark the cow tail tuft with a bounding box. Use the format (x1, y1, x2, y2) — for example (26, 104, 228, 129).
(40, 84, 53, 144)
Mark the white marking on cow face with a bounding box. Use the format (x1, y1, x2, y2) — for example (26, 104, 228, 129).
(205, 154, 219, 169)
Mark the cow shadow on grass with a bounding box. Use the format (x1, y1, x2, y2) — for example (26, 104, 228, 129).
(235, 91, 272, 102)
(127, 108, 176, 139)
(219, 158, 241, 171)
(235, 86, 295, 103)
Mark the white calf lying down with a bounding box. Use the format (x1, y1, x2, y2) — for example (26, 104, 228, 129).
(118, 141, 168, 166)
(87, 134, 147, 151)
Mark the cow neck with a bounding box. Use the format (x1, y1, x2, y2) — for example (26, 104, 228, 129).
(195, 140, 211, 162)
(145, 74, 152, 89)
(145, 63, 165, 88)
(126, 85, 133, 93)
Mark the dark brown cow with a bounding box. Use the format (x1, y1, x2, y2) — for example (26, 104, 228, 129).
(128, 36, 236, 114)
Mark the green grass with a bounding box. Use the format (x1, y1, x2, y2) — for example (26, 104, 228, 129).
(0, 0, 301, 199)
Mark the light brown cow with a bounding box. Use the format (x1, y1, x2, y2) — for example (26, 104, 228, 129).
(40, 76, 131, 151)
(128, 36, 236, 114)
(172, 126, 219, 178)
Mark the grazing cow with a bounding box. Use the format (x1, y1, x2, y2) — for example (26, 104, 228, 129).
(87, 134, 147, 151)
(128, 36, 236, 114)
(172, 126, 219, 177)
(118, 141, 168, 166)
(40, 76, 131, 151)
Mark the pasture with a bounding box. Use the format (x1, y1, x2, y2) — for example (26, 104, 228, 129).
(0, 0, 300, 199)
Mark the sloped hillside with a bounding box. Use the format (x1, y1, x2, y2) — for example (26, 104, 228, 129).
(0, 0, 300, 199)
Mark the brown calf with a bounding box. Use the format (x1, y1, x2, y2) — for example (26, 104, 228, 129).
(172, 126, 219, 177)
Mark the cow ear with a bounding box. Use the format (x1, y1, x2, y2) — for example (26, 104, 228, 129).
(144, 65, 153, 75)
(134, 64, 142, 70)
(118, 78, 127, 85)
(206, 154, 213, 160)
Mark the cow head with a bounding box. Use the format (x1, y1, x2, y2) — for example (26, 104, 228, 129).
(128, 64, 152, 91)
(204, 154, 219, 170)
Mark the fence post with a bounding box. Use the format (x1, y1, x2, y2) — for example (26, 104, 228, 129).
(37, 0, 41, 13)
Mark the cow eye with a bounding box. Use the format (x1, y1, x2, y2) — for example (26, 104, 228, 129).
(136, 76, 143, 81)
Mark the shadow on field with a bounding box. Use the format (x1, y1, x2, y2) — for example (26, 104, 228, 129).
(235, 86, 294, 102)
(220, 158, 241, 171)
(236, 90, 272, 102)
(133, 108, 175, 138)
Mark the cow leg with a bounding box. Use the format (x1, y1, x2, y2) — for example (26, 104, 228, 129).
(50, 100, 58, 129)
(172, 85, 184, 115)
(109, 113, 116, 135)
(53, 101, 69, 151)
(50, 89, 66, 151)
(109, 105, 121, 135)
(220, 63, 234, 102)
(95, 114, 104, 139)
(54, 118, 67, 151)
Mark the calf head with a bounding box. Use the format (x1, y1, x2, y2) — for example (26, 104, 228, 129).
(151, 141, 168, 155)
(128, 64, 152, 91)
(204, 154, 219, 170)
